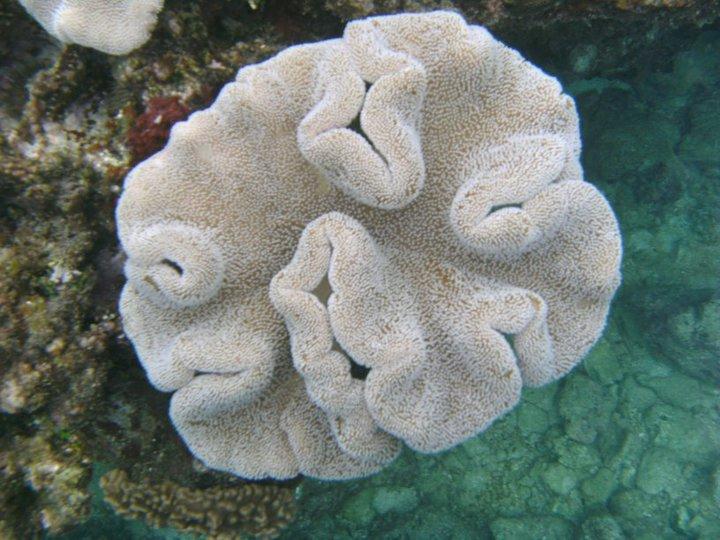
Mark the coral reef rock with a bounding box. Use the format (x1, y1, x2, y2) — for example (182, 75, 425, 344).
(17, 0, 163, 55)
(0, 142, 120, 536)
(117, 11, 621, 481)
(100, 469, 297, 539)
(1, 433, 91, 537)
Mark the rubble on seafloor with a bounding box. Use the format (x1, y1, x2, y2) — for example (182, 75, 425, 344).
(0, 0, 718, 538)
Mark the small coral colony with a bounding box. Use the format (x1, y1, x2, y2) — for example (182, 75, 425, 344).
(19, 2, 621, 481)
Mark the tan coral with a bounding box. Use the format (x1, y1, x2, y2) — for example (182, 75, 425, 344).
(18, 0, 163, 55)
(100, 469, 296, 539)
(118, 11, 621, 480)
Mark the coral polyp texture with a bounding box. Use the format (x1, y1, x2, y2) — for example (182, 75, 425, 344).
(18, 0, 163, 55)
(117, 11, 622, 481)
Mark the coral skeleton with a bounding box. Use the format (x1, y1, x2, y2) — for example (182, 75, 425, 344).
(18, 0, 163, 55)
(117, 11, 622, 480)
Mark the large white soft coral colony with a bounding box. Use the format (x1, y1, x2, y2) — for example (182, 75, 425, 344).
(117, 11, 622, 480)
(18, 0, 163, 55)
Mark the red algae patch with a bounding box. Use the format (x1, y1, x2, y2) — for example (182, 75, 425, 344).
(126, 96, 190, 165)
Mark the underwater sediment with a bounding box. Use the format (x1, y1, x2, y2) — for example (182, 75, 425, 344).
(0, 0, 718, 538)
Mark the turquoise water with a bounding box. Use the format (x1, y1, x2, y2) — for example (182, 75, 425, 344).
(50, 26, 720, 540)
